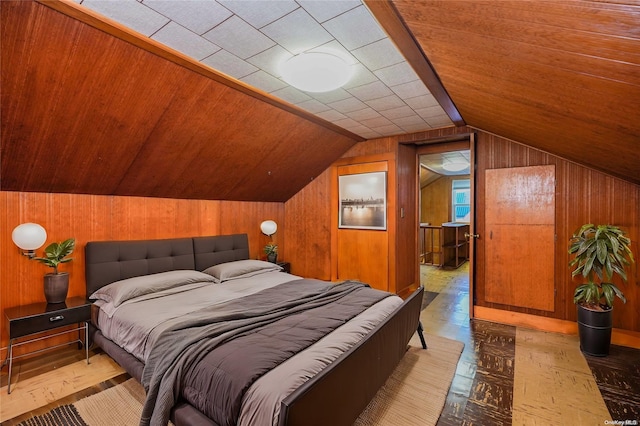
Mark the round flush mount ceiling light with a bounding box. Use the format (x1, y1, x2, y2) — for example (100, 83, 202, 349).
(281, 52, 352, 93)
(442, 161, 469, 172)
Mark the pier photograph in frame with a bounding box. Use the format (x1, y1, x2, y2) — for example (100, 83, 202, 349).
(338, 171, 387, 230)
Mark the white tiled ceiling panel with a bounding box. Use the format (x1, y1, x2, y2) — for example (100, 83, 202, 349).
(76, 0, 454, 138)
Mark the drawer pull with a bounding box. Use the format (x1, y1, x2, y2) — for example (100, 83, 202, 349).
(49, 315, 65, 322)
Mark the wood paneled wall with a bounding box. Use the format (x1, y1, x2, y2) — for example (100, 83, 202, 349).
(285, 137, 418, 298)
(396, 144, 419, 297)
(0, 191, 284, 356)
(333, 158, 393, 293)
(285, 138, 400, 282)
(421, 176, 453, 225)
(288, 125, 639, 335)
(1, 1, 358, 202)
(473, 133, 639, 331)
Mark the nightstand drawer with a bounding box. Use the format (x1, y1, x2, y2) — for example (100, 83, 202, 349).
(4, 296, 92, 394)
(8, 303, 91, 339)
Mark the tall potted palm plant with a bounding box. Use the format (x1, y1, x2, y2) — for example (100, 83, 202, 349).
(568, 224, 634, 356)
(33, 238, 75, 303)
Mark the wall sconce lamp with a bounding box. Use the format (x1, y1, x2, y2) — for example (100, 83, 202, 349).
(260, 220, 277, 238)
(12, 223, 47, 258)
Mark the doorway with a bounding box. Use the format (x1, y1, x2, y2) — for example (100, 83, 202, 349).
(417, 140, 474, 318)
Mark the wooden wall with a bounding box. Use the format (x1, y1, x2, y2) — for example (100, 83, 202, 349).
(288, 125, 639, 337)
(421, 176, 453, 225)
(1, 1, 359, 202)
(0, 191, 284, 357)
(3, 125, 638, 360)
(473, 134, 640, 332)
(396, 144, 419, 296)
(285, 136, 418, 298)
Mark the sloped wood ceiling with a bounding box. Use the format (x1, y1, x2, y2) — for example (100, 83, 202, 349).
(1, 1, 359, 202)
(376, 0, 640, 185)
(3, 1, 639, 202)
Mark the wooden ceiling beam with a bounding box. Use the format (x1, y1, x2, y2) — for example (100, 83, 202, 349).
(364, 0, 465, 126)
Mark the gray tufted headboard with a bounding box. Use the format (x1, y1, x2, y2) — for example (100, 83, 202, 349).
(85, 234, 249, 296)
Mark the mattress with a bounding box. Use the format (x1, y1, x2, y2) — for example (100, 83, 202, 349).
(93, 269, 403, 425)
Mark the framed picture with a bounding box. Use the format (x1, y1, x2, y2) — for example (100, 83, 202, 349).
(338, 171, 387, 230)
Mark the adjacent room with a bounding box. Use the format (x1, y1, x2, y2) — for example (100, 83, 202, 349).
(1, 1, 639, 425)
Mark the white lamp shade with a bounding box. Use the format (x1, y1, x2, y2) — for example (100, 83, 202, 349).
(260, 220, 277, 236)
(12, 223, 47, 250)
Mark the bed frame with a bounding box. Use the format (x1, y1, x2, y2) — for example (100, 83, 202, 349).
(85, 234, 424, 426)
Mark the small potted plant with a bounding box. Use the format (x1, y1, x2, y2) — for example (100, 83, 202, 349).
(264, 242, 278, 263)
(568, 224, 634, 356)
(33, 238, 76, 303)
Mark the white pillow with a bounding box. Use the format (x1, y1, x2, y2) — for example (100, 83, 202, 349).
(90, 270, 216, 307)
(203, 259, 282, 282)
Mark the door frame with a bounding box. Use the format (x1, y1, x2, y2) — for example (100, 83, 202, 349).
(415, 134, 476, 318)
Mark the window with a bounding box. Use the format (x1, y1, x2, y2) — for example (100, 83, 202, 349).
(452, 179, 470, 223)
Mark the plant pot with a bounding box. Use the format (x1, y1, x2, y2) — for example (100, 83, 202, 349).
(44, 272, 69, 304)
(267, 253, 277, 263)
(577, 304, 612, 357)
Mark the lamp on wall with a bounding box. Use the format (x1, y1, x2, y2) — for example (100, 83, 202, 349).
(12, 223, 47, 258)
(260, 220, 278, 263)
(260, 220, 277, 237)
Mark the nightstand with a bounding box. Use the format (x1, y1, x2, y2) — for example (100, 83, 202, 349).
(277, 261, 291, 273)
(2, 296, 91, 394)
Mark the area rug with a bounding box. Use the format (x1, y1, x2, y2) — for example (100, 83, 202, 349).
(18, 334, 463, 426)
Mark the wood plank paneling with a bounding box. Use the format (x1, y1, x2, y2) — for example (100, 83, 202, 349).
(286, 140, 410, 295)
(474, 133, 640, 331)
(421, 177, 453, 226)
(386, 0, 640, 185)
(396, 144, 419, 297)
(336, 162, 390, 292)
(402, 125, 638, 333)
(284, 170, 333, 280)
(0, 191, 283, 358)
(220, 201, 285, 261)
(363, 0, 464, 125)
(0, 1, 358, 202)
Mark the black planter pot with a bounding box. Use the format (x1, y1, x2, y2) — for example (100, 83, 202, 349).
(577, 304, 612, 357)
(267, 253, 277, 263)
(44, 272, 69, 304)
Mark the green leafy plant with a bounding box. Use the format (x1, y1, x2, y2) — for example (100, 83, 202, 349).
(263, 242, 278, 255)
(33, 238, 76, 274)
(568, 224, 634, 310)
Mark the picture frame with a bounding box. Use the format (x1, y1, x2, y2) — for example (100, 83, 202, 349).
(338, 171, 387, 230)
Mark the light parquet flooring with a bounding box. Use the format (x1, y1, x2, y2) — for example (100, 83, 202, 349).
(0, 353, 124, 422)
(420, 262, 637, 426)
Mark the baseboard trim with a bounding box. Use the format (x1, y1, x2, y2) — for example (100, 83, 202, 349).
(474, 306, 640, 349)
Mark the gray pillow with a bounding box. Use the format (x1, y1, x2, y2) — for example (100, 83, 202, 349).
(203, 259, 282, 282)
(90, 270, 216, 307)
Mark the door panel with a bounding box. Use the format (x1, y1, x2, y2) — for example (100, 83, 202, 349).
(485, 165, 555, 311)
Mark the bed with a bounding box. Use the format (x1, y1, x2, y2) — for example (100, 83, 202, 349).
(85, 234, 424, 426)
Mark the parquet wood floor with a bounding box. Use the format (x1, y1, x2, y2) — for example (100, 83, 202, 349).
(420, 262, 639, 426)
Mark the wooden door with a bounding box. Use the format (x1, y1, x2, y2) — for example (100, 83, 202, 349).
(485, 165, 555, 311)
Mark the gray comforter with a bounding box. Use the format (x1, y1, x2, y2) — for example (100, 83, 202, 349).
(139, 279, 391, 426)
